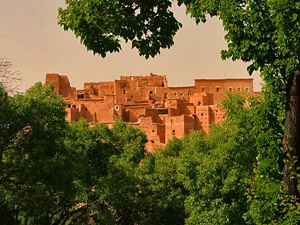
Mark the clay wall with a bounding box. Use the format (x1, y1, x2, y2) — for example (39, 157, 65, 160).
(66, 96, 115, 123)
(46, 73, 255, 152)
(194, 78, 253, 104)
(189, 93, 213, 106)
(45, 73, 76, 97)
(167, 86, 195, 100)
(165, 115, 196, 143)
(195, 106, 214, 134)
(126, 106, 146, 123)
(210, 105, 225, 124)
(66, 107, 80, 122)
(84, 81, 115, 97)
(121, 73, 167, 88)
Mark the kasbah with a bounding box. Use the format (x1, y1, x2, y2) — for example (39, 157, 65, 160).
(45, 73, 257, 152)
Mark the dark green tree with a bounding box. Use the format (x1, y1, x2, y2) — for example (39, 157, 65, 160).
(0, 83, 77, 224)
(64, 118, 148, 224)
(136, 138, 187, 225)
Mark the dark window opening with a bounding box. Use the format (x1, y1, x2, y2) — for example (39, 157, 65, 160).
(161, 82, 164, 87)
(216, 86, 220, 92)
(192, 114, 197, 119)
(197, 101, 201, 106)
(72, 105, 76, 109)
(152, 130, 155, 133)
(157, 109, 168, 115)
(149, 91, 153, 94)
(67, 104, 71, 108)
(151, 140, 155, 144)
(172, 130, 176, 135)
(77, 93, 84, 99)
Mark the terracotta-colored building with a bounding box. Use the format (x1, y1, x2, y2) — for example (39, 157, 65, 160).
(45, 73, 254, 152)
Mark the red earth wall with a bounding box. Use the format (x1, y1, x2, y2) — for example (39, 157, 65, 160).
(45, 73, 254, 152)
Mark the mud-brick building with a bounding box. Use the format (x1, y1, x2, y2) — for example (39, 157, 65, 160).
(45, 73, 254, 152)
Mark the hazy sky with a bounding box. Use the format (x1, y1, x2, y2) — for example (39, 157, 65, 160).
(0, 0, 262, 92)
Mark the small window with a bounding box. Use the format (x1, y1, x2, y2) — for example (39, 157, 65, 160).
(115, 105, 120, 111)
(245, 87, 249, 92)
(161, 82, 164, 87)
(237, 87, 241, 92)
(187, 91, 191, 96)
(152, 129, 155, 133)
(181, 93, 184, 96)
(77, 93, 84, 99)
(151, 140, 155, 144)
(174, 92, 178, 96)
(197, 101, 201, 106)
(216, 86, 220, 92)
(201, 86, 206, 92)
(192, 114, 197, 119)
(229, 87, 233, 92)
(172, 130, 176, 135)
(67, 104, 71, 108)
(72, 105, 76, 109)
(149, 91, 153, 94)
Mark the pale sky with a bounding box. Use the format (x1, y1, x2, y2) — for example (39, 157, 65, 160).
(0, 0, 262, 92)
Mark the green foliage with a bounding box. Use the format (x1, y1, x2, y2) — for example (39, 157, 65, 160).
(178, 94, 258, 225)
(63, 118, 148, 224)
(244, 88, 285, 224)
(136, 138, 186, 225)
(58, 0, 182, 58)
(1, 82, 297, 224)
(0, 83, 76, 224)
(57, 0, 300, 223)
(0, 85, 149, 224)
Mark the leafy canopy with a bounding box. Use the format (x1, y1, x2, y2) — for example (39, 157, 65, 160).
(58, 0, 182, 58)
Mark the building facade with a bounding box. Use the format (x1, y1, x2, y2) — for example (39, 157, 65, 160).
(45, 73, 254, 152)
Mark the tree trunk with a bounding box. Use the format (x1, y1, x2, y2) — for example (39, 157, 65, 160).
(283, 70, 300, 200)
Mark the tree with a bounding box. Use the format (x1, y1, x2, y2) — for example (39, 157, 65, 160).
(64, 119, 148, 224)
(136, 138, 187, 225)
(58, 0, 300, 203)
(0, 83, 77, 224)
(0, 58, 20, 95)
(177, 94, 257, 224)
(1, 82, 150, 224)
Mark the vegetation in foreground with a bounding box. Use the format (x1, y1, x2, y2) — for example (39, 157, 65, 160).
(1, 83, 299, 224)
